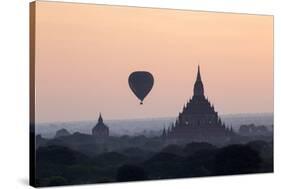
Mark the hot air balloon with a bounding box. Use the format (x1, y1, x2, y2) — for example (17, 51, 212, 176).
(128, 71, 154, 105)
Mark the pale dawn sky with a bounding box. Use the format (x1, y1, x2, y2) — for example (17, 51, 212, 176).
(34, 1, 273, 123)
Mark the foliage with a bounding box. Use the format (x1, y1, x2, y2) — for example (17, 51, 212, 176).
(35, 137, 273, 187)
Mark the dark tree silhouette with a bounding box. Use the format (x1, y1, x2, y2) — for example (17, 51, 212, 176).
(214, 144, 261, 175)
(34, 136, 272, 187)
(116, 164, 147, 181)
(161, 144, 184, 156)
(142, 152, 185, 178)
(36, 145, 88, 165)
(183, 142, 216, 156)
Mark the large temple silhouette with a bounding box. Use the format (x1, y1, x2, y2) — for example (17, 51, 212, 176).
(163, 66, 234, 142)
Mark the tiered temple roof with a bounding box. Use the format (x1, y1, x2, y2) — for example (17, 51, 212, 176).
(163, 66, 234, 142)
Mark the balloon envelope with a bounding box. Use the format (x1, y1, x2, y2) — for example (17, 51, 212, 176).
(128, 71, 154, 104)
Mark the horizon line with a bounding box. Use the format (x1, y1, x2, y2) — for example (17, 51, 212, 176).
(36, 112, 274, 125)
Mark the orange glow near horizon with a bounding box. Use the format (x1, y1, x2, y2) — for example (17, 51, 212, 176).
(35, 1, 273, 123)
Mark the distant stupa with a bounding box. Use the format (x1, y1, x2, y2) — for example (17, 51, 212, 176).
(92, 113, 109, 138)
(55, 128, 71, 138)
(163, 66, 234, 141)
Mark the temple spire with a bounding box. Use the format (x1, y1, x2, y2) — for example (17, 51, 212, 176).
(193, 65, 204, 97)
(98, 112, 103, 123)
(196, 65, 201, 82)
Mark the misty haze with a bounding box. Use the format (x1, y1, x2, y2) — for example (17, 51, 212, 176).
(37, 113, 273, 138)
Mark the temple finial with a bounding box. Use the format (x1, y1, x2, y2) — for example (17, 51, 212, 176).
(98, 112, 103, 123)
(197, 65, 201, 81)
(193, 65, 204, 96)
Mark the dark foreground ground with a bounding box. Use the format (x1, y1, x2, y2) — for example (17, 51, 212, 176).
(34, 134, 273, 187)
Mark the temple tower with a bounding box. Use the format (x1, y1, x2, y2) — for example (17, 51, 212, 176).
(163, 65, 234, 142)
(92, 113, 109, 138)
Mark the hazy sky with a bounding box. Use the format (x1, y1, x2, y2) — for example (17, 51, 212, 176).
(35, 1, 273, 123)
